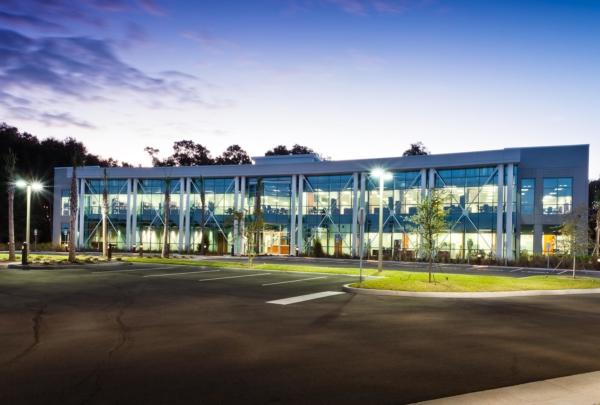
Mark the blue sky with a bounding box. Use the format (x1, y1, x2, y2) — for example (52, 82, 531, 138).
(1, 0, 598, 175)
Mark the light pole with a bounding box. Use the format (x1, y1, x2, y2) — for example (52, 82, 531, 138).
(370, 168, 392, 272)
(15, 180, 43, 263)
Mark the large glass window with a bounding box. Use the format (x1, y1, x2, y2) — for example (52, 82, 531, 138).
(303, 175, 354, 257)
(520, 179, 535, 215)
(433, 166, 499, 259)
(542, 178, 572, 215)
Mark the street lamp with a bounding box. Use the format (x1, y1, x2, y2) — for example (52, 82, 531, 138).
(16, 180, 44, 263)
(370, 168, 392, 272)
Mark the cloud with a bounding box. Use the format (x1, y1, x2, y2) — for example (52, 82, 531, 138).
(325, 0, 366, 15)
(0, 10, 66, 32)
(137, 0, 166, 16)
(0, 28, 229, 128)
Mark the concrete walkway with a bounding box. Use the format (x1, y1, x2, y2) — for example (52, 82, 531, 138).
(413, 371, 600, 404)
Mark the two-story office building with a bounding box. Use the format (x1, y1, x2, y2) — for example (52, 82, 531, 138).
(52, 145, 589, 261)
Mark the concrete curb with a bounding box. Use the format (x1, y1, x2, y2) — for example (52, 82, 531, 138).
(342, 284, 600, 298)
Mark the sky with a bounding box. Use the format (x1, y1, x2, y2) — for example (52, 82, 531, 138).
(0, 0, 599, 176)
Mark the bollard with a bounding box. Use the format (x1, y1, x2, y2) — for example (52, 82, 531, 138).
(139, 244, 144, 257)
(108, 244, 113, 261)
(21, 242, 28, 266)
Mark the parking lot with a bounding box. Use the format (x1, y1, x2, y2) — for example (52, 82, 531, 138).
(2, 262, 600, 404)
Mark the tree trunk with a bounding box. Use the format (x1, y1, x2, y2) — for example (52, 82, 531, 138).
(162, 185, 170, 258)
(68, 166, 78, 263)
(429, 255, 433, 283)
(199, 178, 206, 254)
(102, 176, 108, 258)
(572, 254, 576, 279)
(7, 186, 15, 261)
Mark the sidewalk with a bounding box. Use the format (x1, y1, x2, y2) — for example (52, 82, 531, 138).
(413, 371, 600, 404)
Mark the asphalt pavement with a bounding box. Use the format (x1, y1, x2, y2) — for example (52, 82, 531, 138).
(2, 262, 600, 404)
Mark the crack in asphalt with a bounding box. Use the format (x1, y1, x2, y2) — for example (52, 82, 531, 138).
(70, 282, 137, 405)
(4, 304, 46, 366)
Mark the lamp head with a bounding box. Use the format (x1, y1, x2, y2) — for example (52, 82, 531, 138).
(15, 179, 27, 189)
(31, 182, 43, 192)
(371, 168, 393, 180)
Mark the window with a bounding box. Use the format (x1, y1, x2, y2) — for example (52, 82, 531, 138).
(542, 178, 572, 215)
(61, 189, 70, 216)
(520, 179, 535, 215)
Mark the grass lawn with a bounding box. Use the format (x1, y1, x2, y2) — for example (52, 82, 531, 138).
(121, 256, 381, 276)
(121, 256, 600, 292)
(351, 271, 600, 292)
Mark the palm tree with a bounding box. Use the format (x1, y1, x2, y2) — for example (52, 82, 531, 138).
(68, 163, 79, 263)
(161, 179, 171, 258)
(68, 151, 84, 263)
(4, 149, 17, 261)
(102, 168, 109, 258)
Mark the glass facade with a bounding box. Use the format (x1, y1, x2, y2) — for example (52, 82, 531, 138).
(520, 179, 535, 215)
(189, 177, 235, 254)
(136, 179, 183, 251)
(246, 177, 292, 255)
(432, 167, 499, 259)
(365, 171, 422, 260)
(542, 178, 572, 215)
(83, 179, 128, 249)
(69, 159, 577, 261)
(302, 175, 354, 257)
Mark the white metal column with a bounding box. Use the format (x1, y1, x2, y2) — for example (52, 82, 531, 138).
(359, 173, 366, 259)
(125, 179, 132, 249)
(428, 168, 436, 190)
(131, 179, 138, 249)
(184, 178, 191, 252)
(505, 163, 514, 261)
(78, 177, 85, 248)
(233, 176, 240, 256)
(239, 176, 246, 255)
(297, 175, 304, 255)
(496, 164, 504, 259)
(290, 175, 297, 256)
(178, 177, 185, 252)
(420, 168, 427, 197)
(351, 172, 359, 256)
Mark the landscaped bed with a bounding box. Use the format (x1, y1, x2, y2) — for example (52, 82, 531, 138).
(0, 253, 111, 265)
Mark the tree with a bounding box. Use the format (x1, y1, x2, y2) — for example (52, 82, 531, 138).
(559, 205, 590, 278)
(265, 145, 290, 156)
(290, 144, 314, 155)
(215, 145, 251, 165)
(145, 141, 214, 167)
(3, 149, 17, 261)
(403, 142, 429, 156)
(590, 177, 600, 256)
(162, 179, 171, 258)
(68, 163, 79, 263)
(102, 168, 109, 258)
(264, 144, 315, 156)
(242, 178, 264, 266)
(410, 190, 448, 282)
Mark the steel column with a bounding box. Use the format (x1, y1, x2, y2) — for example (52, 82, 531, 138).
(351, 172, 359, 257)
(496, 164, 504, 259)
(290, 175, 297, 256)
(505, 163, 514, 261)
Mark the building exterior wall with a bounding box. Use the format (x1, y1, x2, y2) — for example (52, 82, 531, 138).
(52, 145, 589, 260)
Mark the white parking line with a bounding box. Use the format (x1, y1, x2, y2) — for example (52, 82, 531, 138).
(144, 269, 220, 278)
(197, 273, 272, 282)
(267, 291, 345, 305)
(262, 276, 327, 286)
(91, 266, 177, 274)
(510, 267, 524, 272)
